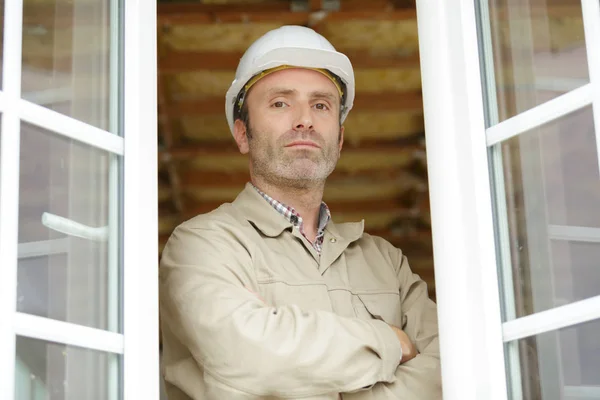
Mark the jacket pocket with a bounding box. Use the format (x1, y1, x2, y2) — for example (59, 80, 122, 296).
(352, 292, 403, 328)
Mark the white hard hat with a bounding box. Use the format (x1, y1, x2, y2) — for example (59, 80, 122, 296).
(225, 25, 355, 136)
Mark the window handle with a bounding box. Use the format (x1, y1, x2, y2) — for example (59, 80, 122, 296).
(41, 212, 109, 242)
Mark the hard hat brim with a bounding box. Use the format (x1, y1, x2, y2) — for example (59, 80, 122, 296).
(225, 46, 355, 135)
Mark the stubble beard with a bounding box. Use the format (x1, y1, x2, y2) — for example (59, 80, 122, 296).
(247, 125, 340, 190)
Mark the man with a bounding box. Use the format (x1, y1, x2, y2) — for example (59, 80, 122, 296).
(160, 25, 441, 399)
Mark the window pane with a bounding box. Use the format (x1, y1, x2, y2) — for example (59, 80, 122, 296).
(17, 123, 121, 332)
(505, 319, 600, 400)
(22, 0, 120, 132)
(498, 106, 600, 319)
(484, 1, 588, 122)
(15, 336, 120, 400)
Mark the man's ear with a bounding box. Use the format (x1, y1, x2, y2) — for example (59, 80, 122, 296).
(233, 119, 250, 154)
(338, 125, 344, 154)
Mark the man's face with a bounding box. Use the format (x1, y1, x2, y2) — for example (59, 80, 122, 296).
(233, 68, 344, 189)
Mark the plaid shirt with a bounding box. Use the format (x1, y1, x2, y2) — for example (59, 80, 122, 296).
(252, 184, 331, 254)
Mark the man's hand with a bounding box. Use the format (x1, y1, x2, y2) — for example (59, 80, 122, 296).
(389, 325, 418, 364)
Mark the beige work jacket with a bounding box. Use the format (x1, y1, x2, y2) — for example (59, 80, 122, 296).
(160, 183, 441, 400)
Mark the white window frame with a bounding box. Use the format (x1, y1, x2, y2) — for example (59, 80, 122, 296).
(416, 0, 600, 399)
(0, 0, 158, 398)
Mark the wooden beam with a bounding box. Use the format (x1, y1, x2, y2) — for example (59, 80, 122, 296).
(160, 51, 242, 73)
(164, 91, 422, 117)
(158, 2, 290, 15)
(14, 4, 582, 30)
(15, 2, 402, 30)
(310, 0, 324, 11)
(158, 1, 407, 24)
(154, 2, 580, 19)
(158, 8, 416, 26)
(23, 48, 415, 75)
(159, 11, 304, 25)
(159, 0, 399, 14)
(159, 50, 420, 73)
(156, 4, 584, 26)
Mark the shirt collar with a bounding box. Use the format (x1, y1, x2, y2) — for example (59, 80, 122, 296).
(232, 182, 363, 243)
(251, 183, 331, 235)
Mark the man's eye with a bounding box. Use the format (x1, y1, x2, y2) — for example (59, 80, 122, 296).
(273, 101, 287, 108)
(315, 103, 329, 110)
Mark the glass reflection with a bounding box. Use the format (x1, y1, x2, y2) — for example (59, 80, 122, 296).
(506, 319, 600, 400)
(484, 0, 588, 122)
(21, 0, 120, 132)
(500, 106, 600, 318)
(15, 336, 120, 400)
(17, 122, 121, 332)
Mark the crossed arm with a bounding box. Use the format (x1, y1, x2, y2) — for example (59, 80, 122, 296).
(159, 225, 441, 399)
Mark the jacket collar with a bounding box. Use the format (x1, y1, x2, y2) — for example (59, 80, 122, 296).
(232, 182, 364, 243)
(233, 182, 293, 237)
(325, 218, 364, 244)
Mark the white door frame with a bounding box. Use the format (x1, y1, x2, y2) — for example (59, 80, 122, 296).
(0, 0, 158, 398)
(416, 0, 600, 399)
(415, 2, 507, 398)
(123, 1, 159, 398)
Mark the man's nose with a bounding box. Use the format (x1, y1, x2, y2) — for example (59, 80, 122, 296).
(293, 105, 313, 131)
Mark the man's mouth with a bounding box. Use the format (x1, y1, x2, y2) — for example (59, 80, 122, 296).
(285, 141, 320, 148)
